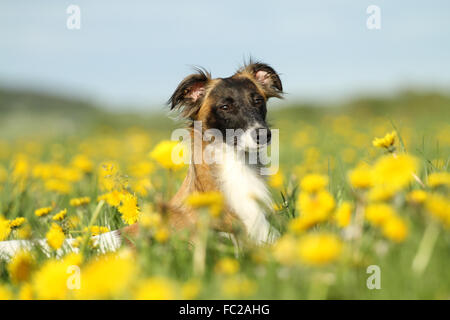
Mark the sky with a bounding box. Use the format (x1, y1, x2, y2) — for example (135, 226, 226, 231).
(1, 1, 450, 110)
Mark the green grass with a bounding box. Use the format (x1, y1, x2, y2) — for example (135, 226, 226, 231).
(0, 89, 449, 299)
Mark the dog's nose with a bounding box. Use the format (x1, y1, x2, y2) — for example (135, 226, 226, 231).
(251, 127, 271, 145)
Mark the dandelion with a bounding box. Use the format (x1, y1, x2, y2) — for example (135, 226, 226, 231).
(0, 215, 11, 241)
(291, 190, 335, 231)
(44, 179, 71, 194)
(427, 172, 450, 188)
(334, 201, 353, 228)
(407, 190, 428, 204)
(348, 163, 373, 189)
(9, 217, 26, 229)
(76, 252, 135, 299)
(186, 191, 224, 217)
(18, 283, 34, 300)
(118, 193, 141, 225)
(300, 174, 328, 193)
(83, 226, 110, 236)
(365, 203, 396, 227)
(32, 255, 81, 299)
(214, 257, 240, 275)
(272, 235, 298, 266)
(150, 140, 186, 171)
(46, 223, 65, 250)
(34, 206, 53, 217)
(98, 190, 123, 207)
(425, 194, 450, 228)
(269, 170, 284, 189)
(135, 277, 177, 300)
(52, 209, 67, 221)
(71, 154, 93, 173)
(372, 154, 418, 190)
(368, 185, 396, 202)
(0, 285, 12, 300)
(70, 196, 91, 207)
(297, 233, 342, 266)
(382, 216, 408, 242)
(372, 131, 396, 150)
(7, 250, 34, 283)
(181, 280, 201, 299)
(154, 227, 170, 243)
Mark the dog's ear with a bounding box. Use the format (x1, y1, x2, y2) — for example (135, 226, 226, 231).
(169, 69, 210, 118)
(237, 62, 283, 99)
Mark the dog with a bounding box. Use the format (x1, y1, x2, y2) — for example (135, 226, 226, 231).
(166, 61, 283, 244)
(0, 62, 283, 260)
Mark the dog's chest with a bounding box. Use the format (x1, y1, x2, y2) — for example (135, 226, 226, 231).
(216, 149, 274, 243)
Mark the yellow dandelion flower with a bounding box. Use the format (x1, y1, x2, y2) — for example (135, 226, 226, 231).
(135, 276, 178, 300)
(76, 252, 135, 299)
(44, 179, 71, 194)
(300, 174, 328, 193)
(268, 170, 284, 189)
(71, 154, 93, 173)
(52, 209, 67, 221)
(46, 223, 65, 250)
(291, 190, 335, 231)
(7, 250, 34, 284)
(407, 190, 428, 204)
(368, 185, 397, 202)
(372, 131, 396, 149)
(98, 190, 124, 207)
(272, 235, 298, 266)
(154, 227, 170, 243)
(214, 257, 240, 275)
(149, 140, 186, 171)
(32, 255, 80, 300)
(365, 203, 396, 227)
(0, 215, 11, 241)
(9, 217, 26, 229)
(0, 285, 12, 300)
(334, 201, 353, 228)
(18, 283, 34, 300)
(140, 209, 162, 229)
(70, 196, 91, 207)
(425, 194, 450, 228)
(181, 279, 201, 300)
(34, 206, 53, 217)
(83, 226, 110, 236)
(297, 233, 342, 266)
(427, 172, 450, 188)
(348, 163, 374, 189)
(186, 191, 224, 217)
(382, 216, 408, 242)
(118, 193, 141, 225)
(372, 154, 419, 190)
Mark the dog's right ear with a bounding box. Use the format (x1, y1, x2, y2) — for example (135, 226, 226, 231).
(169, 69, 210, 118)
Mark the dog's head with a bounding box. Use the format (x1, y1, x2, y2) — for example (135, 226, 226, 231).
(169, 62, 283, 150)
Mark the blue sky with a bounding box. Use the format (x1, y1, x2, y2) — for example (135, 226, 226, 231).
(1, 1, 449, 110)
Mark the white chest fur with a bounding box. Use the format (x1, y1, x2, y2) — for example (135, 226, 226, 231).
(216, 145, 279, 244)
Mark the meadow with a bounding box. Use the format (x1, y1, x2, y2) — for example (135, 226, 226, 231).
(0, 89, 449, 299)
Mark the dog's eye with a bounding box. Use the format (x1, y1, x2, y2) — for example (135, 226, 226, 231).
(219, 104, 229, 111)
(254, 97, 264, 105)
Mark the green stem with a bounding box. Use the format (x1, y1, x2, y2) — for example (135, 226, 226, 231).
(80, 200, 105, 255)
(412, 222, 440, 275)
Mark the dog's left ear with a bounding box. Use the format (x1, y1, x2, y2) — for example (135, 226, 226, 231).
(237, 62, 283, 99)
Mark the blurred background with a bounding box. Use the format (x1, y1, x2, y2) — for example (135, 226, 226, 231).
(1, 0, 450, 109)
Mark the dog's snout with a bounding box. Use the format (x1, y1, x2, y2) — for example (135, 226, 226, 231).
(251, 127, 271, 145)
